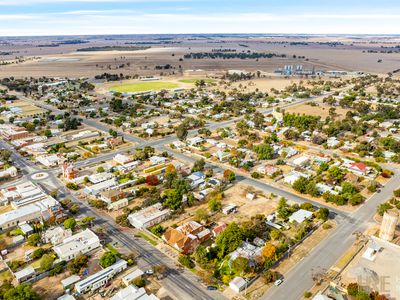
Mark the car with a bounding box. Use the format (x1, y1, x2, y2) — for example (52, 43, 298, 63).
(145, 269, 154, 275)
(207, 286, 218, 291)
(274, 279, 283, 286)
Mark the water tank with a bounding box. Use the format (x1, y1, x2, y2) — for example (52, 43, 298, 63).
(379, 210, 399, 241)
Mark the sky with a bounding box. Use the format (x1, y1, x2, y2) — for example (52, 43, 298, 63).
(0, 0, 400, 36)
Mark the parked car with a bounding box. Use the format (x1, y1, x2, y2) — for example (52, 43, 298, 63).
(207, 286, 218, 291)
(274, 278, 283, 286)
(145, 269, 154, 275)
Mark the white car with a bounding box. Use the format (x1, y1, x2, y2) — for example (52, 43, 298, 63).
(274, 279, 283, 286)
(145, 269, 154, 275)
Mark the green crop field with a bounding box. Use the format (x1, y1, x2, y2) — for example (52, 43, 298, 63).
(110, 81, 180, 93)
(178, 78, 216, 84)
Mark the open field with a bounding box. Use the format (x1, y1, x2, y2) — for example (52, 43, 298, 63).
(110, 81, 180, 93)
(178, 78, 216, 84)
(1, 34, 400, 78)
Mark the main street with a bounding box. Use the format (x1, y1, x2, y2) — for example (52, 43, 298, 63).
(5, 89, 399, 300)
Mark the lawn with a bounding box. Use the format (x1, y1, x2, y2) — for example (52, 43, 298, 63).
(178, 78, 216, 84)
(110, 82, 180, 93)
(136, 232, 158, 246)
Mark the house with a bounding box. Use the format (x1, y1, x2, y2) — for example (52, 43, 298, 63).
(110, 285, 159, 300)
(62, 161, 77, 180)
(122, 269, 144, 286)
(0, 166, 18, 180)
(229, 242, 263, 267)
(128, 203, 170, 229)
(100, 189, 126, 204)
(107, 137, 124, 148)
(187, 171, 206, 189)
(229, 277, 247, 293)
(288, 209, 314, 224)
(292, 156, 310, 168)
(278, 147, 297, 158)
(213, 150, 231, 162)
(327, 137, 340, 148)
(53, 229, 100, 261)
(257, 165, 280, 176)
(284, 171, 310, 185)
(113, 154, 132, 165)
(316, 183, 338, 195)
(36, 154, 60, 167)
(212, 223, 227, 237)
(83, 178, 118, 196)
(187, 136, 204, 146)
(344, 161, 370, 176)
(75, 260, 127, 293)
(149, 156, 167, 165)
(0, 197, 62, 230)
(162, 221, 211, 254)
(43, 226, 72, 245)
(88, 172, 114, 184)
(19, 223, 34, 235)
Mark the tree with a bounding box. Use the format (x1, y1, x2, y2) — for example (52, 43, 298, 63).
(40, 254, 54, 272)
(292, 176, 309, 193)
(192, 159, 205, 172)
(262, 243, 276, 260)
(315, 208, 329, 221)
(215, 223, 243, 258)
(262, 270, 279, 283)
(63, 217, 77, 230)
(208, 197, 222, 212)
(193, 245, 209, 266)
(277, 198, 291, 219)
(97, 166, 105, 173)
(327, 166, 345, 182)
(270, 229, 281, 240)
(146, 175, 159, 186)
(232, 257, 249, 274)
(27, 233, 41, 246)
(0, 149, 12, 162)
(68, 255, 88, 274)
(253, 143, 274, 160)
(100, 252, 117, 268)
(164, 189, 182, 210)
(32, 248, 46, 259)
(356, 290, 371, 300)
(349, 193, 364, 206)
(3, 284, 41, 300)
(347, 282, 360, 296)
(176, 123, 188, 141)
(132, 277, 146, 288)
(195, 208, 208, 223)
(66, 182, 79, 190)
(223, 170, 236, 183)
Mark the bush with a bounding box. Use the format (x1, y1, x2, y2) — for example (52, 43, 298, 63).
(251, 172, 262, 179)
(132, 277, 145, 288)
(32, 248, 46, 259)
(27, 233, 41, 246)
(66, 182, 79, 190)
(68, 255, 88, 274)
(8, 260, 23, 271)
(100, 252, 117, 268)
(178, 255, 195, 269)
(261, 270, 280, 283)
(49, 261, 66, 276)
(63, 217, 77, 230)
(40, 254, 55, 272)
(347, 282, 360, 296)
(322, 223, 332, 230)
(304, 291, 312, 298)
(149, 225, 165, 237)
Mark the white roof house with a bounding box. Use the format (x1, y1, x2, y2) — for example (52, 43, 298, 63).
(110, 285, 159, 300)
(88, 172, 115, 184)
(113, 154, 132, 165)
(83, 178, 118, 196)
(61, 274, 81, 289)
(288, 209, 314, 224)
(128, 203, 170, 229)
(75, 260, 127, 293)
(53, 229, 100, 261)
(284, 171, 310, 185)
(43, 226, 72, 245)
(292, 156, 310, 167)
(36, 154, 60, 167)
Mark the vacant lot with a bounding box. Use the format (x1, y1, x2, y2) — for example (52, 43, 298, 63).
(178, 78, 216, 84)
(110, 81, 180, 93)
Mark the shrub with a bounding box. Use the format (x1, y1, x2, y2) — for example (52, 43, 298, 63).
(304, 291, 312, 298)
(347, 282, 360, 296)
(40, 254, 55, 272)
(27, 233, 41, 246)
(178, 255, 195, 269)
(100, 252, 117, 268)
(132, 277, 146, 288)
(32, 248, 46, 259)
(63, 217, 77, 230)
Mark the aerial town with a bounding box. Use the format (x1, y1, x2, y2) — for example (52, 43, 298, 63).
(0, 2, 400, 300)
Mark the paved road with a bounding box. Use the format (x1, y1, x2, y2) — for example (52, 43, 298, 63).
(261, 170, 400, 300)
(7, 90, 395, 300)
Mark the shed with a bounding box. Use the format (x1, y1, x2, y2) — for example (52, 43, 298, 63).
(14, 265, 35, 283)
(122, 268, 144, 286)
(61, 274, 81, 289)
(19, 223, 34, 235)
(229, 277, 246, 293)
